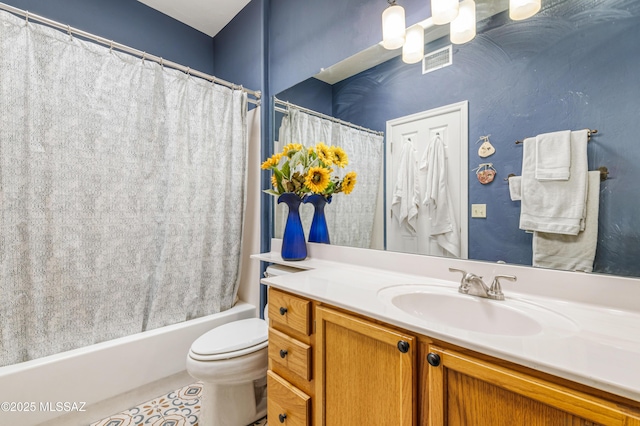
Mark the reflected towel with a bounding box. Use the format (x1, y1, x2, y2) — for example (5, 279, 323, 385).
(535, 130, 571, 181)
(419, 134, 461, 258)
(508, 176, 522, 201)
(391, 142, 420, 235)
(532, 171, 600, 272)
(519, 129, 589, 235)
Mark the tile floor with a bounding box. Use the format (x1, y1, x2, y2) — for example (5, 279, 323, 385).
(90, 381, 267, 426)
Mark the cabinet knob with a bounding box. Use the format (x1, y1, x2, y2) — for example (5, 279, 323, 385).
(280, 349, 288, 358)
(397, 340, 410, 353)
(279, 413, 287, 423)
(427, 352, 441, 367)
(279, 307, 288, 316)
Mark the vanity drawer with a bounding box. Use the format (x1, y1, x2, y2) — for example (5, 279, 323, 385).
(267, 370, 311, 426)
(269, 328, 312, 381)
(269, 288, 311, 336)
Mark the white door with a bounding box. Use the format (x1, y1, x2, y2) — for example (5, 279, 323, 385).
(386, 101, 468, 258)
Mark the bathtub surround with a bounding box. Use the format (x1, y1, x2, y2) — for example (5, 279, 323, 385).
(0, 9, 247, 366)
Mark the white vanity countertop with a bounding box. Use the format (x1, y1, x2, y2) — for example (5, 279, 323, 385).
(253, 249, 640, 402)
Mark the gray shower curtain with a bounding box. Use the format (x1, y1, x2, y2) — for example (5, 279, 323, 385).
(0, 11, 247, 366)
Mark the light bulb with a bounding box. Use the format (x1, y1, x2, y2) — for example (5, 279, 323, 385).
(382, 3, 406, 50)
(509, 0, 541, 21)
(450, 0, 476, 44)
(402, 24, 424, 64)
(431, 0, 459, 25)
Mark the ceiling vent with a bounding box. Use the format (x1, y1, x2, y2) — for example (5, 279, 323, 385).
(422, 45, 452, 74)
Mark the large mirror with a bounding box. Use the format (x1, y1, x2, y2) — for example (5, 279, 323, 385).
(272, 0, 640, 278)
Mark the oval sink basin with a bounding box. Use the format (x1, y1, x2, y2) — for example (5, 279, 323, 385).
(378, 285, 578, 337)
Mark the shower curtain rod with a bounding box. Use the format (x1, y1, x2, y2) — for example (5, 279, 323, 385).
(274, 97, 384, 137)
(0, 3, 261, 105)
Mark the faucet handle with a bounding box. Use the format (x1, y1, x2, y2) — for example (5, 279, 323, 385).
(448, 267, 467, 277)
(488, 274, 517, 300)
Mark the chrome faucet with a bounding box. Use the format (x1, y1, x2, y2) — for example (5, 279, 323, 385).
(449, 268, 516, 300)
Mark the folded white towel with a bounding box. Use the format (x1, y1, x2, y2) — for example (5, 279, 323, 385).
(391, 142, 420, 235)
(508, 176, 522, 201)
(532, 171, 600, 272)
(535, 130, 571, 181)
(519, 129, 589, 235)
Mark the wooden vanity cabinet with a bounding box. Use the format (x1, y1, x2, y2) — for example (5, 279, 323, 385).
(266, 287, 640, 426)
(315, 306, 417, 425)
(268, 287, 314, 425)
(421, 342, 640, 426)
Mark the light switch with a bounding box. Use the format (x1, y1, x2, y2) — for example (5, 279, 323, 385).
(471, 204, 486, 218)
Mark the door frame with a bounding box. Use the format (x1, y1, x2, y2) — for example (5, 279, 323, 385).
(385, 100, 469, 259)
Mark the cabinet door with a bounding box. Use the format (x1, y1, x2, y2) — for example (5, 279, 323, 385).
(425, 345, 640, 426)
(315, 306, 416, 426)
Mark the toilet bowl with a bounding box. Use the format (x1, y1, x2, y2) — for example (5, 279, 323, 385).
(186, 318, 268, 426)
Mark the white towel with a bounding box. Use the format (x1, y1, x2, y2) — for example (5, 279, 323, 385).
(519, 129, 589, 235)
(535, 130, 571, 181)
(391, 142, 420, 235)
(532, 171, 600, 272)
(508, 176, 522, 201)
(419, 134, 461, 258)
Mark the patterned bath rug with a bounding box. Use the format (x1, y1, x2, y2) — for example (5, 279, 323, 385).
(91, 381, 267, 426)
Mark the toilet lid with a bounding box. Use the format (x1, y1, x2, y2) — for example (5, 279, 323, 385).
(190, 318, 268, 358)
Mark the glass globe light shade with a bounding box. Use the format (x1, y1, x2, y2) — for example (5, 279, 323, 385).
(450, 0, 476, 45)
(382, 3, 406, 50)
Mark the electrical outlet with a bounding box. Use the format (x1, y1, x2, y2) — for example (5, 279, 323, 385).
(471, 204, 486, 218)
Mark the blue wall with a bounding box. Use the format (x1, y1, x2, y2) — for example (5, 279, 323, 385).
(3, 0, 215, 73)
(328, 3, 640, 277)
(213, 0, 264, 93)
(268, 0, 430, 95)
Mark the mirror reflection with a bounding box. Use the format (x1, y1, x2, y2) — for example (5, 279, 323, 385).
(272, 0, 640, 278)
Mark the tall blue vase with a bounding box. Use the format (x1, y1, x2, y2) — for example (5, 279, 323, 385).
(304, 194, 331, 244)
(278, 192, 307, 261)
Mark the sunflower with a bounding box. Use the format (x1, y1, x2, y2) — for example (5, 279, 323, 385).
(283, 143, 303, 155)
(305, 166, 332, 193)
(271, 174, 278, 188)
(315, 142, 334, 166)
(260, 152, 283, 170)
(331, 146, 349, 168)
(341, 171, 357, 195)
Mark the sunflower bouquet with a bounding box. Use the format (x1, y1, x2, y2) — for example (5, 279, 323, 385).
(261, 142, 357, 199)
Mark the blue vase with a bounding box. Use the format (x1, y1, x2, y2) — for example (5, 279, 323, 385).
(278, 192, 307, 261)
(304, 194, 331, 244)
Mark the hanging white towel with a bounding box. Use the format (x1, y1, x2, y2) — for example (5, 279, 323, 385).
(532, 171, 600, 272)
(519, 129, 589, 235)
(419, 134, 461, 258)
(391, 142, 420, 235)
(535, 130, 571, 181)
(508, 176, 522, 201)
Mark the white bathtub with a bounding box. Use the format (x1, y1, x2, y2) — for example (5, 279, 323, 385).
(0, 301, 256, 426)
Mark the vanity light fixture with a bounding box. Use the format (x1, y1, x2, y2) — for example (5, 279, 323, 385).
(509, 0, 541, 21)
(431, 0, 459, 25)
(382, 0, 406, 50)
(402, 24, 425, 64)
(450, 0, 476, 45)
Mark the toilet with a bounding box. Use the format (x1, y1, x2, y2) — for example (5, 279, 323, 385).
(186, 317, 268, 426)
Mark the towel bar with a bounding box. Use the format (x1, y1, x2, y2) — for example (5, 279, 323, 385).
(504, 167, 609, 182)
(515, 129, 597, 144)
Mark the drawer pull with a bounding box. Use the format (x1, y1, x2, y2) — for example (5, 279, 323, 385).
(279, 306, 288, 315)
(427, 352, 441, 367)
(279, 413, 287, 423)
(280, 349, 288, 358)
(397, 340, 410, 353)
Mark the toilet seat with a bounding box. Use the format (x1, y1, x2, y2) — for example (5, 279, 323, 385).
(189, 318, 268, 362)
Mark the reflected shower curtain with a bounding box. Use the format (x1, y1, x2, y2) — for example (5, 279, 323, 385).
(0, 12, 247, 366)
(278, 108, 383, 248)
